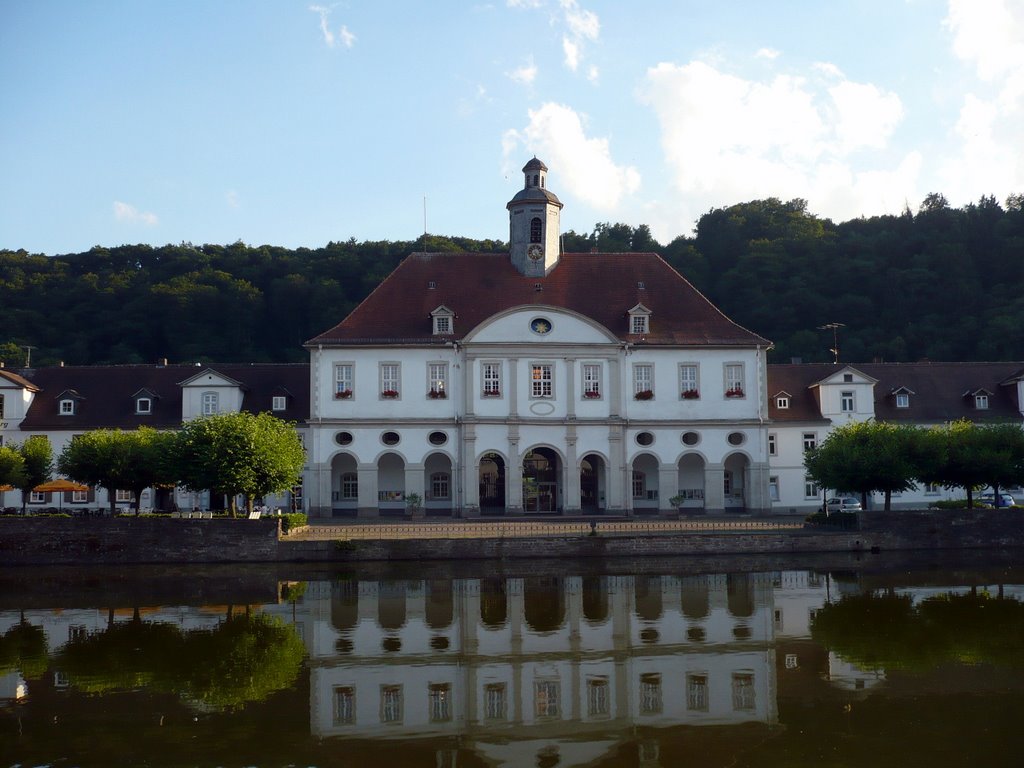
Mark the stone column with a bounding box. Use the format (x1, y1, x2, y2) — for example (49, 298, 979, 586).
(563, 423, 580, 513)
(704, 464, 726, 515)
(658, 464, 678, 517)
(608, 423, 627, 514)
(357, 463, 378, 518)
(747, 460, 771, 515)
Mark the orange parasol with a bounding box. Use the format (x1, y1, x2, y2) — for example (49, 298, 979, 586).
(33, 479, 90, 493)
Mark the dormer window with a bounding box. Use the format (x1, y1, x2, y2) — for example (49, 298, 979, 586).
(628, 304, 651, 335)
(136, 397, 152, 415)
(776, 395, 790, 409)
(59, 399, 75, 416)
(975, 393, 989, 410)
(272, 396, 287, 411)
(896, 393, 910, 408)
(431, 305, 454, 336)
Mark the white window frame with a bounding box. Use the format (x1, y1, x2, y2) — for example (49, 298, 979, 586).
(630, 314, 649, 334)
(341, 473, 358, 500)
(428, 362, 448, 397)
(115, 489, 134, 503)
(59, 399, 75, 416)
(530, 362, 553, 399)
(430, 472, 450, 500)
(201, 392, 218, 416)
(633, 364, 653, 397)
(776, 395, 790, 409)
(895, 392, 909, 408)
(271, 395, 286, 411)
(769, 476, 780, 501)
(840, 390, 855, 413)
(136, 397, 152, 415)
(632, 470, 646, 499)
(29, 491, 46, 504)
(975, 393, 989, 409)
(686, 673, 709, 712)
(333, 686, 356, 725)
(802, 432, 817, 451)
(804, 476, 819, 499)
(429, 683, 452, 723)
(380, 685, 403, 724)
(334, 363, 354, 398)
(724, 363, 745, 397)
(767, 433, 777, 456)
(380, 362, 401, 399)
(432, 314, 452, 335)
(582, 363, 602, 399)
(482, 362, 502, 397)
(679, 363, 699, 398)
(72, 490, 88, 503)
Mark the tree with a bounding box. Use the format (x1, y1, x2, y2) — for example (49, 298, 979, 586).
(58, 428, 178, 515)
(172, 412, 305, 517)
(11, 436, 53, 514)
(804, 421, 922, 511)
(918, 420, 1024, 507)
(0, 444, 26, 492)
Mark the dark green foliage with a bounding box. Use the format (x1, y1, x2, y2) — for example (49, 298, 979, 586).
(4, 192, 1024, 364)
(278, 513, 308, 533)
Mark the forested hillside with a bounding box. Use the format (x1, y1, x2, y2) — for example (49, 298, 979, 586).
(3, 194, 1022, 367)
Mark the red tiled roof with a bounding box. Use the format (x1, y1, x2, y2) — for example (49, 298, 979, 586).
(305, 252, 770, 347)
(768, 362, 1024, 424)
(15, 364, 309, 431)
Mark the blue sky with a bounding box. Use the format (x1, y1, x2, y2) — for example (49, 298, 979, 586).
(2, 0, 1022, 256)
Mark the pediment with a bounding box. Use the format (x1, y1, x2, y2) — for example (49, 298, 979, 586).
(464, 306, 619, 345)
(810, 365, 878, 388)
(177, 368, 245, 389)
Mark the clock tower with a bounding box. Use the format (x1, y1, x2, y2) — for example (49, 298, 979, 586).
(507, 157, 563, 276)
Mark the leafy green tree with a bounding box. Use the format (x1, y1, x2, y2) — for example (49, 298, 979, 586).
(0, 444, 26, 492)
(918, 420, 1024, 507)
(172, 412, 305, 517)
(804, 421, 922, 511)
(11, 436, 53, 514)
(58, 427, 178, 515)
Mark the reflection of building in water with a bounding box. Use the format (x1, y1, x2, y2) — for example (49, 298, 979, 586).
(303, 573, 778, 757)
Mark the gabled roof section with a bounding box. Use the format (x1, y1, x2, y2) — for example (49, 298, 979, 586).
(305, 252, 770, 348)
(809, 365, 878, 388)
(430, 304, 455, 317)
(177, 368, 245, 388)
(131, 387, 160, 399)
(56, 389, 84, 401)
(15, 364, 309, 430)
(890, 385, 916, 395)
(0, 369, 40, 391)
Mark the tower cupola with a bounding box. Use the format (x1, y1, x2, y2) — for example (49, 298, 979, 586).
(507, 157, 563, 276)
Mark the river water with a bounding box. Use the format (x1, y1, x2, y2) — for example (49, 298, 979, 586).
(2, 555, 1023, 767)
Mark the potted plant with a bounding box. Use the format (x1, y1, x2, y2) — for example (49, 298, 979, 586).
(335, 389, 353, 399)
(405, 492, 422, 518)
(381, 389, 399, 399)
(634, 389, 654, 400)
(681, 389, 700, 399)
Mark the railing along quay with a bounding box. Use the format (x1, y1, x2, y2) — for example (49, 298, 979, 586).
(292, 518, 805, 541)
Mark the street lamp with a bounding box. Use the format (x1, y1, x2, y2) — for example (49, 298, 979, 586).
(817, 323, 845, 364)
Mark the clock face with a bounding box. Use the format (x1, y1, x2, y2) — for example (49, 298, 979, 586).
(527, 244, 544, 260)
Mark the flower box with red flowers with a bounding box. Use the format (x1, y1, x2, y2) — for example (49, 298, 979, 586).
(681, 389, 700, 399)
(634, 389, 654, 401)
(428, 389, 447, 399)
(381, 390, 400, 399)
(483, 390, 501, 397)
(725, 387, 745, 398)
(583, 390, 601, 399)
(335, 389, 353, 400)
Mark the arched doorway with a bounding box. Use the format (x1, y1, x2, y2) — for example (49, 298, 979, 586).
(424, 452, 453, 517)
(377, 452, 406, 517)
(580, 453, 606, 514)
(631, 453, 660, 515)
(332, 452, 359, 517)
(724, 453, 750, 512)
(677, 453, 706, 513)
(523, 447, 560, 514)
(479, 453, 506, 515)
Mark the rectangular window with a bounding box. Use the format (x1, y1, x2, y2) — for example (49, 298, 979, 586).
(686, 673, 709, 712)
(632, 470, 646, 499)
(202, 392, 218, 416)
(72, 490, 88, 503)
(679, 363, 699, 398)
(29, 491, 45, 504)
(586, 678, 609, 718)
(776, 395, 790, 409)
(482, 362, 502, 397)
(380, 363, 400, 398)
(136, 398, 152, 414)
(431, 472, 450, 500)
(725, 363, 745, 397)
(60, 399, 75, 415)
(732, 673, 756, 711)
(381, 685, 403, 724)
(433, 315, 451, 334)
(115, 490, 133, 502)
(975, 394, 989, 409)
(69, 625, 87, 642)
(640, 673, 662, 715)
(333, 686, 356, 725)
(334, 363, 354, 398)
(804, 476, 819, 499)
(631, 314, 648, 334)
(633, 364, 653, 397)
(531, 363, 553, 399)
(802, 432, 817, 451)
(484, 683, 507, 721)
(769, 476, 779, 502)
(428, 363, 448, 397)
(896, 392, 909, 408)
(272, 395, 286, 411)
(767, 433, 777, 456)
(582, 363, 601, 398)
(429, 683, 452, 722)
(341, 473, 358, 500)
(924, 482, 940, 495)
(841, 390, 855, 412)
(534, 680, 559, 718)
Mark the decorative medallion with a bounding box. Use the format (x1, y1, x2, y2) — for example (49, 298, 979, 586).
(530, 317, 552, 335)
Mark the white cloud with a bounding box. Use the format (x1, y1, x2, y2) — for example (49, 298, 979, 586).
(636, 59, 914, 228)
(508, 57, 538, 85)
(562, 37, 580, 71)
(310, 5, 355, 48)
(506, 0, 542, 8)
(226, 190, 240, 209)
(755, 48, 780, 60)
(561, 0, 599, 41)
(940, 0, 1024, 202)
(505, 102, 640, 211)
(113, 201, 158, 226)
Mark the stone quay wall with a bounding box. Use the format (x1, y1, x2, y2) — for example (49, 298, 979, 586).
(1, 510, 1022, 565)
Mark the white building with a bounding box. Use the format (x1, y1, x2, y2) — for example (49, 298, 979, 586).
(304, 159, 774, 518)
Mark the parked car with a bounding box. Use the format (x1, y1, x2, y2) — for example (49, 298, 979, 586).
(826, 497, 862, 514)
(979, 492, 1015, 508)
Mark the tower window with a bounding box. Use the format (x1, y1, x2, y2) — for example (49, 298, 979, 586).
(530, 217, 542, 243)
